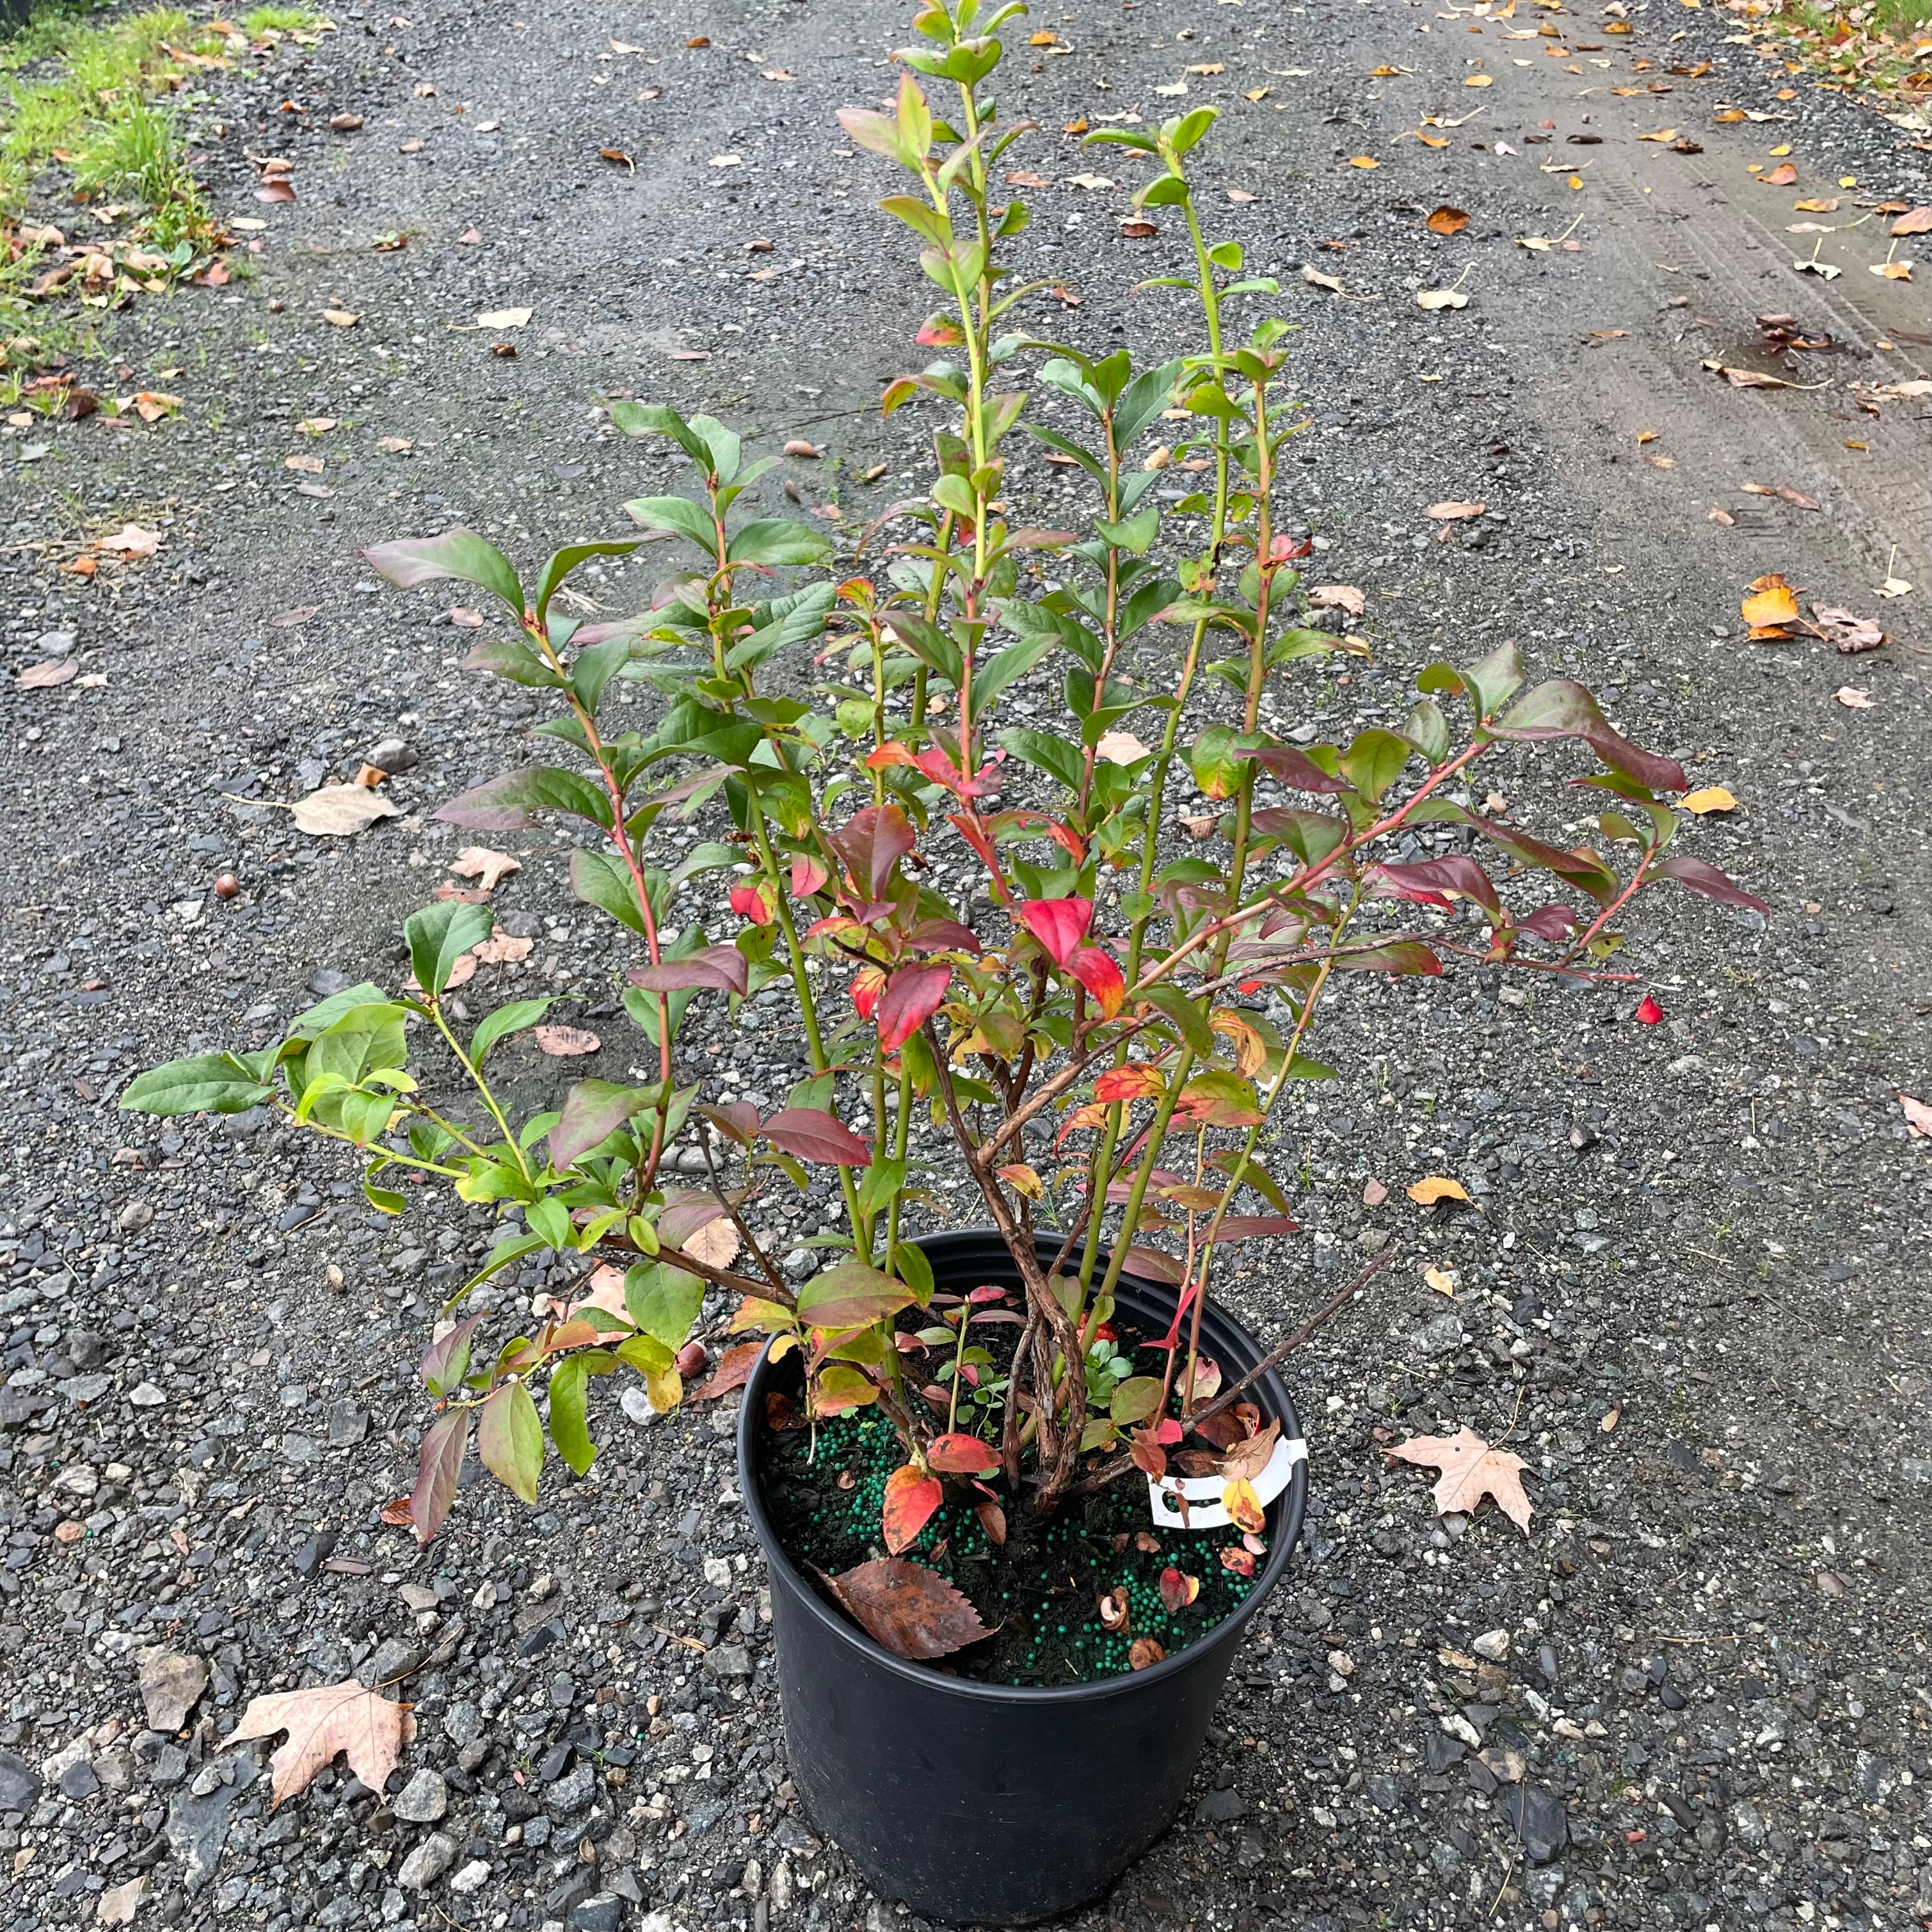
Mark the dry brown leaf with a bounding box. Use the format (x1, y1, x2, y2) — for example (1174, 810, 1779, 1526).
(1362, 1178, 1388, 1207)
(1899, 1093, 1932, 1138)
(1407, 1175, 1469, 1206)
(1760, 163, 1798, 186)
(1890, 206, 1932, 237)
(96, 522, 162, 557)
(1707, 507, 1734, 526)
(321, 308, 358, 328)
(222, 1678, 415, 1808)
(450, 847, 522, 891)
(19, 658, 78, 689)
(534, 1024, 601, 1056)
(284, 454, 324, 474)
(1833, 686, 1873, 709)
(476, 307, 532, 328)
(1307, 584, 1366, 616)
(470, 933, 532, 964)
(1812, 605, 1885, 655)
(820, 1558, 991, 1660)
(1301, 265, 1346, 293)
(1792, 197, 1838, 212)
(599, 147, 635, 172)
(685, 1218, 742, 1271)
(1426, 205, 1470, 235)
(1423, 1265, 1459, 1297)
(1386, 1427, 1533, 1533)
(1679, 786, 1736, 815)
(1095, 729, 1151, 764)
(376, 436, 413, 453)
(283, 786, 401, 837)
(1423, 500, 1485, 520)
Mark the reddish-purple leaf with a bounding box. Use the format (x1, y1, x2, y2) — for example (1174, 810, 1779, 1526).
(434, 772, 542, 831)
(1367, 856, 1502, 918)
(975, 1498, 1007, 1546)
(820, 1557, 992, 1659)
(410, 1411, 470, 1545)
(1332, 941, 1444, 976)
(1489, 681, 1688, 793)
(420, 1314, 484, 1398)
(657, 1192, 733, 1248)
(1649, 855, 1768, 914)
(698, 1101, 761, 1146)
(828, 801, 916, 898)
(1018, 897, 1094, 966)
(1514, 902, 1577, 941)
(1123, 1245, 1188, 1286)
(1465, 817, 1621, 907)
(550, 1080, 658, 1169)
(882, 1464, 944, 1554)
(1234, 744, 1357, 794)
(1209, 1215, 1302, 1243)
(876, 964, 951, 1053)
(763, 1106, 873, 1167)
(627, 946, 749, 996)
(927, 1432, 1002, 1474)
(908, 916, 983, 955)
(1159, 1566, 1201, 1613)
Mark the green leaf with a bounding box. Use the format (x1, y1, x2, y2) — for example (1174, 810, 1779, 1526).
(1110, 1375, 1165, 1425)
(472, 998, 553, 1065)
(477, 1380, 544, 1505)
(998, 726, 1085, 791)
(363, 1179, 407, 1215)
(362, 529, 525, 614)
(436, 766, 613, 833)
(726, 520, 836, 567)
(625, 1263, 705, 1348)
(569, 848, 650, 937)
(797, 1262, 916, 1332)
(889, 1240, 934, 1306)
(570, 635, 633, 715)
(286, 982, 392, 1037)
(462, 633, 566, 687)
(856, 1156, 907, 1218)
(1093, 506, 1160, 555)
(1142, 984, 1217, 1057)
(548, 1357, 596, 1476)
(404, 901, 495, 999)
(118, 1053, 271, 1117)
(971, 630, 1056, 717)
(608, 401, 712, 466)
(532, 541, 643, 621)
(525, 1197, 573, 1250)
(1338, 728, 1413, 806)
(623, 495, 719, 554)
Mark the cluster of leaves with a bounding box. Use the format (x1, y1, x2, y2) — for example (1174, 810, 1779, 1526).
(125, 0, 1767, 1571)
(1743, 0, 1932, 109)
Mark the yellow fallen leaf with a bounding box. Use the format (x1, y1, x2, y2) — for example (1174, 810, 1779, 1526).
(475, 306, 532, 328)
(1243, 86, 1270, 100)
(1739, 573, 1800, 631)
(322, 308, 358, 328)
(1464, 71, 1494, 85)
(1424, 1265, 1459, 1297)
(1407, 1176, 1469, 1206)
(1768, 143, 1791, 156)
(1348, 155, 1380, 168)
(1417, 131, 1451, 147)
(1638, 128, 1677, 141)
(1679, 786, 1737, 815)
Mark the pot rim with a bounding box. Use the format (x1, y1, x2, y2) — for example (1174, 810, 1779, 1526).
(737, 1227, 1308, 1705)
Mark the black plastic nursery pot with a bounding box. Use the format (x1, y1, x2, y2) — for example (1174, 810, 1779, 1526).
(737, 1229, 1309, 1927)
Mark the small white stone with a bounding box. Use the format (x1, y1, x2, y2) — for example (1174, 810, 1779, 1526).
(449, 1859, 492, 1896)
(1473, 1628, 1510, 1661)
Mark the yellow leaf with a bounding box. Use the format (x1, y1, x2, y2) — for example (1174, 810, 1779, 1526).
(1679, 786, 1737, 815)
(1407, 1176, 1469, 1206)
(1768, 142, 1791, 156)
(1222, 1478, 1265, 1533)
(1424, 1265, 1459, 1297)
(1348, 155, 1380, 168)
(1464, 71, 1494, 85)
(1739, 573, 1800, 631)
(1417, 131, 1451, 147)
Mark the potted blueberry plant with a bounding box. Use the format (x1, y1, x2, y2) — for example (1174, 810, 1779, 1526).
(124, 1, 1766, 1918)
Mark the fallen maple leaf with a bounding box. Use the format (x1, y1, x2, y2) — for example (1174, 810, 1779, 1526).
(1739, 573, 1803, 635)
(821, 1558, 990, 1659)
(1407, 1176, 1469, 1206)
(222, 1678, 415, 1808)
(449, 847, 521, 891)
(1386, 1427, 1534, 1533)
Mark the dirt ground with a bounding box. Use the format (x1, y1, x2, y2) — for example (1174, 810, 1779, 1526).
(2, 1, 1930, 1930)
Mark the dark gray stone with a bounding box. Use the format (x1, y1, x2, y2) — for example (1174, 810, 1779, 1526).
(1500, 1784, 1568, 1862)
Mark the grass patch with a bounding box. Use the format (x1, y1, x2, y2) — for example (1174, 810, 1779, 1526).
(0, 3, 319, 310)
(1762, 0, 1932, 108)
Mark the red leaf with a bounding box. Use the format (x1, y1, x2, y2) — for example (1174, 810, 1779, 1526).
(1159, 1566, 1201, 1613)
(763, 1106, 874, 1167)
(1094, 1064, 1164, 1103)
(691, 1342, 763, 1400)
(820, 1557, 991, 1659)
(790, 854, 829, 897)
(729, 882, 773, 925)
(1636, 994, 1664, 1025)
(927, 1432, 1001, 1474)
(1018, 897, 1094, 966)
(627, 946, 749, 996)
(410, 1412, 469, 1545)
(851, 964, 886, 1022)
(1649, 854, 1768, 914)
(829, 801, 916, 898)
(877, 964, 951, 1052)
(882, 1464, 944, 1554)
(1069, 943, 1126, 1017)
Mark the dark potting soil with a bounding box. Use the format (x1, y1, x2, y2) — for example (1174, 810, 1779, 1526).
(757, 1339, 1273, 1686)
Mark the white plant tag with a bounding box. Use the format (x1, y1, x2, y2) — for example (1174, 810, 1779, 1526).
(1146, 1430, 1305, 1531)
